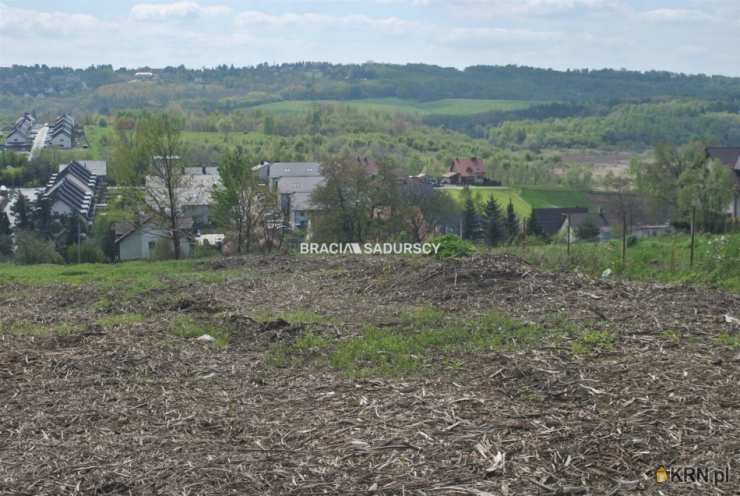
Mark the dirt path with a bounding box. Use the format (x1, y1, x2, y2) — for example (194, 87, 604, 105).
(1, 255, 738, 495)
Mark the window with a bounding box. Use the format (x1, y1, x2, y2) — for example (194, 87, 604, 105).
(148, 240, 156, 251)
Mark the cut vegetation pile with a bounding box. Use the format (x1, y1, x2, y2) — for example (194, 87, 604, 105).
(1, 254, 738, 495)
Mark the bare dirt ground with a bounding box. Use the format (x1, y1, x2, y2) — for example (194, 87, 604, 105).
(1, 255, 739, 495)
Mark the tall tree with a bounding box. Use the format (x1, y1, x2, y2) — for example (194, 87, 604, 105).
(116, 113, 188, 259)
(482, 196, 503, 247)
(11, 193, 32, 230)
(526, 213, 543, 237)
(312, 152, 373, 243)
(504, 200, 518, 242)
(0, 211, 12, 257)
(213, 148, 274, 254)
(461, 187, 481, 242)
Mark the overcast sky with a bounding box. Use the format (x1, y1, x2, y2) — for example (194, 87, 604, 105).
(1, 0, 738, 76)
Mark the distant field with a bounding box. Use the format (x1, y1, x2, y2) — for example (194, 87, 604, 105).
(517, 187, 591, 209)
(441, 185, 591, 218)
(251, 98, 538, 116)
(441, 186, 532, 217)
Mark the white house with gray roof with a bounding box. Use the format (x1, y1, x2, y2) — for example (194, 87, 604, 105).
(254, 161, 325, 229)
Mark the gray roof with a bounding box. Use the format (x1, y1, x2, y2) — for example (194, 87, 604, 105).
(59, 160, 108, 177)
(145, 173, 221, 208)
(268, 162, 322, 179)
(277, 175, 325, 194)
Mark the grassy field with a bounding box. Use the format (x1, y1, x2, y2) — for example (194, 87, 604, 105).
(499, 232, 740, 293)
(517, 186, 592, 209)
(250, 98, 538, 116)
(441, 186, 533, 217)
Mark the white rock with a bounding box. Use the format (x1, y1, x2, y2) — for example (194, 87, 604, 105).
(196, 334, 216, 342)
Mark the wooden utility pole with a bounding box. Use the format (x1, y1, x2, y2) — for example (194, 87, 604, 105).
(565, 213, 571, 258)
(622, 210, 627, 269)
(690, 206, 696, 267)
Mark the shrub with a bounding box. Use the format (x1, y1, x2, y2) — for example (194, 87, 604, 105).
(14, 231, 63, 265)
(430, 234, 476, 258)
(152, 238, 175, 260)
(65, 240, 104, 264)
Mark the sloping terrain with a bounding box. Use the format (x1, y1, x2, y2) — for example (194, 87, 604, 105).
(0, 255, 738, 495)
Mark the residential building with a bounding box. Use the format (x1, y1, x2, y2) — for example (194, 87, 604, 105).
(255, 161, 324, 229)
(43, 160, 101, 219)
(47, 114, 75, 149)
(705, 147, 740, 219)
(114, 217, 193, 261)
(145, 166, 221, 230)
(532, 207, 589, 237)
(4, 113, 35, 150)
(442, 157, 488, 185)
(558, 211, 611, 241)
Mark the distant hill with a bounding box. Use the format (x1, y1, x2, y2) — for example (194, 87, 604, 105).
(2, 62, 740, 104)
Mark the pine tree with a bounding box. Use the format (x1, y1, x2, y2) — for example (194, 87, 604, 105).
(505, 200, 518, 242)
(482, 196, 503, 246)
(461, 188, 481, 241)
(10, 193, 32, 230)
(0, 211, 11, 236)
(526, 213, 543, 237)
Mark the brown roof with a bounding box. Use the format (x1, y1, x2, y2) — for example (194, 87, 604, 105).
(450, 158, 486, 178)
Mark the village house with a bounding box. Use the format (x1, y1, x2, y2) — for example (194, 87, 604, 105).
(145, 166, 221, 230)
(47, 114, 75, 149)
(114, 216, 193, 261)
(706, 146, 740, 220)
(254, 161, 324, 230)
(442, 157, 490, 185)
(43, 160, 104, 220)
(4, 113, 35, 150)
(557, 211, 611, 241)
(531, 207, 589, 237)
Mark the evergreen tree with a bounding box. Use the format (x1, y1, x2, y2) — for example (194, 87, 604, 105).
(482, 196, 503, 246)
(461, 189, 481, 241)
(0, 211, 11, 236)
(504, 200, 518, 242)
(11, 193, 32, 230)
(526, 213, 543, 237)
(0, 211, 12, 257)
(31, 196, 54, 240)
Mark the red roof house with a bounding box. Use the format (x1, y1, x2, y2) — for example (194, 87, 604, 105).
(445, 157, 488, 185)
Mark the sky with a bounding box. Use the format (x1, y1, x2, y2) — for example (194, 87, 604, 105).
(1, 0, 738, 76)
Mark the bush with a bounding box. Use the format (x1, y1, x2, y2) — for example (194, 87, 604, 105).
(65, 240, 104, 264)
(14, 231, 63, 265)
(430, 234, 476, 258)
(152, 238, 175, 261)
(193, 244, 222, 259)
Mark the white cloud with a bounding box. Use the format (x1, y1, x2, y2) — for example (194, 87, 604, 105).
(640, 9, 715, 24)
(131, 2, 231, 21)
(441, 27, 560, 44)
(235, 11, 425, 35)
(0, 4, 106, 35)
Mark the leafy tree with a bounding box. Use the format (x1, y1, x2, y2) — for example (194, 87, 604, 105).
(213, 148, 275, 254)
(504, 200, 518, 242)
(676, 158, 734, 233)
(116, 113, 189, 259)
(13, 230, 63, 265)
(312, 152, 374, 243)
(482, 196, 503, 247)
(461, 187, 481, 242)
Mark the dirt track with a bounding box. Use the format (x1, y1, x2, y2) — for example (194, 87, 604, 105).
(1, 255, 739, 495)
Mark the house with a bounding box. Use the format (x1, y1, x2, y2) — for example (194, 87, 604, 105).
(145, 166, 221, 229)
(43, 160, 100, 219)
(47, 114, 75, 149)
(4, 113, 35, 149)
(532, 207, 589, 237)
(442, 157, 488, 185)
(254, 161, 324, 230)
(706, 147, 740, 219)
(558, 212, 611, 241)
(60, 160, 107, 177)
(114, 216, 193, 261)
